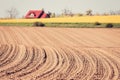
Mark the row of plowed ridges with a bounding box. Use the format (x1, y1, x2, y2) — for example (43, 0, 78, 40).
(0, 44, 120, 80)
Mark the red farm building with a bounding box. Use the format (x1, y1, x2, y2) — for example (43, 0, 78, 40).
(25, 10, 50, 19)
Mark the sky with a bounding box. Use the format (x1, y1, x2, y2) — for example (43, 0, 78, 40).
(0, 0, 120, 18)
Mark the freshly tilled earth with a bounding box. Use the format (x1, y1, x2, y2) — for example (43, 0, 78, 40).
(0, 26, 120, 80)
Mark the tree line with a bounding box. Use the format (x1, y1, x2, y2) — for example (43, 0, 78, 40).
(51, 9, 120, 18)
(4, 7, 120, 19)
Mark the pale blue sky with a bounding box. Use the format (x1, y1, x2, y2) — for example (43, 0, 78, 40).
(0, 0, 120, 18)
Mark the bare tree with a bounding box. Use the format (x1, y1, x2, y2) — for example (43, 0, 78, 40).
(109, 10, 120, 15)
(6, 7, 19, 18)
(109, 10, 116, 15)
(50, 13, 56, 18)
(62, 9, 73, 17)
(86, 9, 92, 16)
(116, 10, 120, 15)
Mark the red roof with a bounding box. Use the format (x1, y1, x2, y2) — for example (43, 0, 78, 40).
(41, 13, 48, 18)
(25, 10, 44, 18)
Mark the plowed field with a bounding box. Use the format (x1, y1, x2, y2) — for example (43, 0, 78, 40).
(0, 26, 120, 80)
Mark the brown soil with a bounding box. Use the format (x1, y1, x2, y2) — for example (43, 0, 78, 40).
(0, 26, 120, 80)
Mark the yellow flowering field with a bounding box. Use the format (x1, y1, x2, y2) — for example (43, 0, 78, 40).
(0, 15, 120, 23)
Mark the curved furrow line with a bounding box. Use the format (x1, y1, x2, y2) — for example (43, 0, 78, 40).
(116, 64, 120, 79)
(114, 48, 120, 79)
(0, 44, 8, 57)
(57, 47, 91, 79)
(32, 48, 48, 80)
(99, 56, 117, 80)
(75, 55, 90, 79)
(108, 48, 120, 59)
(0, 44, 3, 55)
(0, 44, 19, 79)
(0, 44, 5, 56)
(102, 48, 120, 79)
(76, 49, 96, 80)
(20, 47, 47, 80)
(71, 48, 111, 80)
(0, 45, 18, 68)
(0, 45, 17, 77)
(84, 51, 100, 80)
(96, 49, 120, 80)
(53, 48, 71, 80)
(37, 49, 60, 80)
(43, 47, 80, 80)
(39, 48, 68, 80)
(10, 49, 35, 73)
(64, 48, 84, 80)
(60, 47, 78, 79)
(34, 47, 60, 80)
(63, 47, 94, 80)
(67, 49, 84, 80)
(91, 49, 119, 80)
(0, 44, 22, 72)
(89, 54, 106, 80)
(107, 60, 119, 80)
(17, 47, 46, 78)
(0, 45, 9, 60)
(0, 45, 27, 78)
(0, 45, 18, 76)
(17, 48, 40, 77)
(106, 48, 120, 79)
(89, 49, 114, 80)
(107, 48, 120, 61)
(67, 47, 95, 80)
(14, 47, 36, 77)
(50, 48, 69, 80)
(5, 47, 34, 77)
